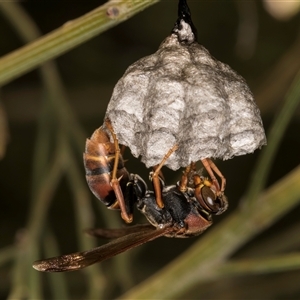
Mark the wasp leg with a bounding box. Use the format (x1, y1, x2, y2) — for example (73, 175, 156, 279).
(105, 119, 133, 223)
(201, 158, 226, 195)
(151, 145, 179, 208)
(207, 158, 226, 192)
(178, 162, 195, 192)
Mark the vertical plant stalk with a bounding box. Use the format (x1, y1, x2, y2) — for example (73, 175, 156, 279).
(0, 246, 16, 267)
(8, 149, 64, 300)
(0, 0, 160, 86)
(244, 69, 300, 206)
(43, 231, 69, 300)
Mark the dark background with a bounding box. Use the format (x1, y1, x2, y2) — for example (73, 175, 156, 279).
(0, 0, 300, 299)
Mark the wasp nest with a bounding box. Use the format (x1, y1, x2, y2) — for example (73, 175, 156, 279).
(105, 0, 266, 170)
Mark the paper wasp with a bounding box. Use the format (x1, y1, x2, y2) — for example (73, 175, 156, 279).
(33, 120, 227, 272)
(83, 119, 226, 223)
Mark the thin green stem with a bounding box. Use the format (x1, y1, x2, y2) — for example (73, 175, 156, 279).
(217, 252, 300, 277)
(8, 146, 64, 299)
(44, 230, 70, 300)
(244, 70, 300, 206)
(0, 0, 160, 86)
(96, 204, 135, 293)
(0, 2, 41, 41)
(0, 246, 16, 267)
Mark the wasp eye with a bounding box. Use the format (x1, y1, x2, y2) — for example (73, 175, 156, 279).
(198, 186, 228, 215)
(199, 186, 219, 213)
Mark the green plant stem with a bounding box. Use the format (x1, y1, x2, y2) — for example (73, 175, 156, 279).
(8, 149, 64, 300)
(0, 246, 16, 266)
(44, 230, 70, 299)
(217, 252, 300, 277)
(119, 165, 300, 299)
(0, 2, 42, 41)
(244, 70, 300, 206)
(239, 221, 300, 257)
(0, 0, 159, 86)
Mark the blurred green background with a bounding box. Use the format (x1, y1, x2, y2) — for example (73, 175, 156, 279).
(0, 0, 300, 299)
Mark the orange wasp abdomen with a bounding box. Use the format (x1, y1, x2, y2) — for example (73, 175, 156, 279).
(83, 127, 129, 208)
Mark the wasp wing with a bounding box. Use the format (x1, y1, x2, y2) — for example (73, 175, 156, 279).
(33, 226, 173, 272)
(85, 223, 155, 239)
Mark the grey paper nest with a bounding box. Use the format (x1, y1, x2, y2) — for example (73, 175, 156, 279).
(106, 18, 266, 170)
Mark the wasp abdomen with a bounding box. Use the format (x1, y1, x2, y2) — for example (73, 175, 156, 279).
(83, 127, 129, 208)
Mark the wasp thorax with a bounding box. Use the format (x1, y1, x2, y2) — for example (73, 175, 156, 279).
(105, 0, 266, 171)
